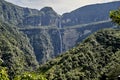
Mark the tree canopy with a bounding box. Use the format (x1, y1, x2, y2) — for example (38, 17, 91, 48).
(110, 8, 120, 25)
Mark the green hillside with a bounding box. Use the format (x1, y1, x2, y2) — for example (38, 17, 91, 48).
(0, 21, 39, 78)
(39, 29, 120, 80)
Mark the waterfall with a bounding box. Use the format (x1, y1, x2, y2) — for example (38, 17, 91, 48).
(58, 29, 62, 53)
(58, 17, 63, 53)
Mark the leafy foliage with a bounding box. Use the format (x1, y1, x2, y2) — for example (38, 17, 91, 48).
(0, 67, 9, 80)
(110, 8, 120, 25)
(14, 72, 47, 80)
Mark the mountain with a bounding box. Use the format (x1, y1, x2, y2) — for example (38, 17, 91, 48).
(19, 1, 119, 64)
(0, 21, 38, 78)
(3, 0, 120, 28)
(61, 1, 120, 27)
(39, 29, 120, 80)
(2, 0, 120, 64)
(0, 0, 120, 79)
(0, 0, 60, 27)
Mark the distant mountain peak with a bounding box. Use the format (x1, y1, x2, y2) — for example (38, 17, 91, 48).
(40, 7, 54, 12)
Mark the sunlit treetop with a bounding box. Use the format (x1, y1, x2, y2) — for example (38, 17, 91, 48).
(110, 8, 120, 25)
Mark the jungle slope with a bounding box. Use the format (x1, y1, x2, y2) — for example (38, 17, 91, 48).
(0, 21, 39, 78)
(40, 29, 120, 80)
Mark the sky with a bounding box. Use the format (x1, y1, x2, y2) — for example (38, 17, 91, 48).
(5, 0, 119, 14)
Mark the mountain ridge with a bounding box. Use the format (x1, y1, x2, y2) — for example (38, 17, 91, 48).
(61, 1, 120, 27)
(3, 0, 120, 27)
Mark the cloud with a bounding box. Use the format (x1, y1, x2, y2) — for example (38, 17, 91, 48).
(5, 0, 119, 14)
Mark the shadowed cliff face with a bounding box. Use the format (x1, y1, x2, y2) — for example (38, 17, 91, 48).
(21, 28, 54, 64)
(20, 20, 115, 63)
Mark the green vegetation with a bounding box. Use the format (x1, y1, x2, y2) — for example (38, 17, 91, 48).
(39, 29, 120, 80)
(0, 67, 9, 80)
(14, 72, 47, 80)
(0, 21, 39, 78)
(110, 8, 120, 25)
(0, 67, 47, 80)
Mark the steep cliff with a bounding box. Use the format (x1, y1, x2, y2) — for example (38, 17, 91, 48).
(20, 20, 115, 63)
(21, 28, 54, 64)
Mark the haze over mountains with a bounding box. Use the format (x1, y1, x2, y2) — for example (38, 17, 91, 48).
(0, 0, 120, 79)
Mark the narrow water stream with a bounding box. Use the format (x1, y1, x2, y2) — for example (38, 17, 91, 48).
(58, 18, 62, 53)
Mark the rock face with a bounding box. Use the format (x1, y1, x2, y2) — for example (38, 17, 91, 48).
(21, 20, 115, 63)
(1, 0, 120, 63)
(0, 0, 60, 27)
(21, 28, 55, 64)
(39, 7, 60, 26)
(2, 0, 120, 28)
(22, 7, 60, 27)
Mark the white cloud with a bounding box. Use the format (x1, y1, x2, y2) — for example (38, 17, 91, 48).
(5, 0, 119, 14)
